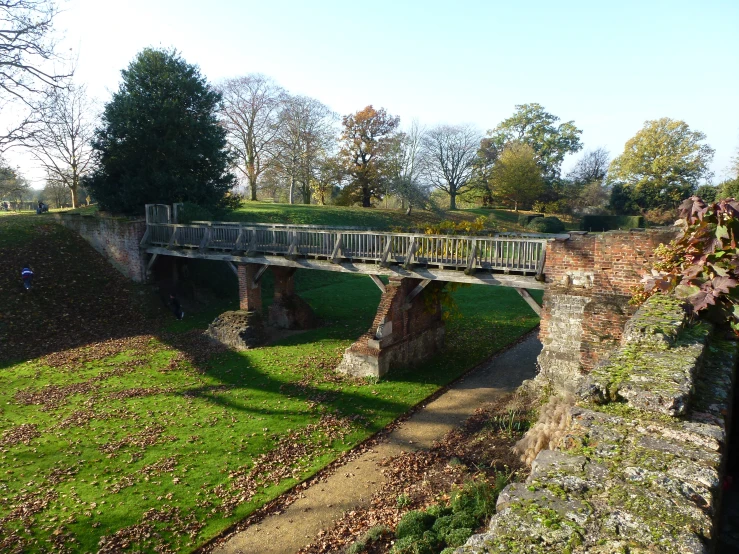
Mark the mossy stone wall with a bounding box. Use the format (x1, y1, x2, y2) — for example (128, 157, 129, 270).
(458, 295, 737, 553)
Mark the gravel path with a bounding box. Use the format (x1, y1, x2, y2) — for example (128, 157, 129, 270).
(212, 332, 542, 554)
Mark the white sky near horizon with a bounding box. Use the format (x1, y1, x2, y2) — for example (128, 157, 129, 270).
(4, 0, 739, 189)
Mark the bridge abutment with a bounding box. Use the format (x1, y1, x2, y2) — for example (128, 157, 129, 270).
(337, 277, 446, 379)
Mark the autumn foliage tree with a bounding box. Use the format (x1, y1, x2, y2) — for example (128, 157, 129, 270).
(339, 105, 400, 207)
(490, 142, 544, 211)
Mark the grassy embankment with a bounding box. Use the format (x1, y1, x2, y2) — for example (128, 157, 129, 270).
(0, 207, 541, 552)
(63, 201, 570, 232)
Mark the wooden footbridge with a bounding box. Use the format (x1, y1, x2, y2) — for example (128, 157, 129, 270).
(139, 204, 567, 376)
(141, 205, 559, 293)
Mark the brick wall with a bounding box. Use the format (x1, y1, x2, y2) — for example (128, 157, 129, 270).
(54, 213, 147, 282)
(539, 228, 677, 376)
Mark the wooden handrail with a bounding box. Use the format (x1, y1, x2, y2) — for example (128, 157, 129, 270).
(143, 222, 558, 276)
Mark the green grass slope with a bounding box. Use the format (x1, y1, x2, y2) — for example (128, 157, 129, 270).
(0, 213, 540, 552)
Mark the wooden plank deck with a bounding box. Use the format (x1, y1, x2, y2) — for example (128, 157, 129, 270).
(142, 222, 562, 288)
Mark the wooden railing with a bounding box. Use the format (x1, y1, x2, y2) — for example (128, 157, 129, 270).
(143, 222, 553, 275)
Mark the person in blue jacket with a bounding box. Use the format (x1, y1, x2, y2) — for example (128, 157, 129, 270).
(21, 265, 34, 290)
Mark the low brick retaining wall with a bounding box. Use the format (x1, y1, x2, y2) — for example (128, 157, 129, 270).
(458, 295, 736, 553)
(54, 213, 147, 282)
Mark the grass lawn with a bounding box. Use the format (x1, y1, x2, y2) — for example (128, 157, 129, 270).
(64, 201, 568, 233)
(0, 213, 541, 552)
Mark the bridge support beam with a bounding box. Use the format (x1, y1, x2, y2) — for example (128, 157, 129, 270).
(337, 277, 446, 379)
(268, 267, 318, 329)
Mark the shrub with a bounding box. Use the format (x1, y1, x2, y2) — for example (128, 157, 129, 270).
(426, 504, 452, 518)
(450, 480, 498, 520)
(395, 510, 436, 539)
(638, 197, 739, 333)
(642, 209, 675, 226)
(450, 511, 477, 529)
(431, 515, 453, 536)
(177, 202, 214, 224)
(445, 527, 474, 547)
(580, 215, 645, 232)
(526, 216, 565, 233)
(363, 524, 392, 542)
(390, 536, 433, 554)
(432, 508, 481, 547)
(517, 213, 543, 226)
(347, 540, 366, 554)
(422, 530, 442, 550)
(424, 216, 494, 236)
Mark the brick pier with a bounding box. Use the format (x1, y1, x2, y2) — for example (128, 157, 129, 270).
(337, 277, 446, 378)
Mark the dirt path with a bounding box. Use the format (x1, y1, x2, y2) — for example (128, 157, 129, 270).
(211, 333, 542, 554)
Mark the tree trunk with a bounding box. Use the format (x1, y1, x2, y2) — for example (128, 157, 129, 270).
(70, 183, 78, 209)
(362, 185, 371, 208)
(289, 175, 295, 205)
(249, 175, 258, 201)
(449, 191, 457, 210)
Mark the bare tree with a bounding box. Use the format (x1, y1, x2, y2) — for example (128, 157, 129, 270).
(387, 120, 428, 211)
(422, 124, 481, 210)
(43, 171, 70, 207)
(24, 84, 95, 208)
(0, 0, 71, 150)
(218, 74, 284, 201)
(272, 94, 337, 204)
(567, 147, 610, 186)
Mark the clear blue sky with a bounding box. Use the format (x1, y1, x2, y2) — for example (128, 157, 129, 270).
(9, 0, 739, 186)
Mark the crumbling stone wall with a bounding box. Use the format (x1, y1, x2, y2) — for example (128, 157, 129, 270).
(457, 295, 737, 553)
(54, 213, 147, 282)
(538, 229, 677, 386)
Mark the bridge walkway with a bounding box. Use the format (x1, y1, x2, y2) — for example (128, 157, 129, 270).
(140, 208, 566, 291)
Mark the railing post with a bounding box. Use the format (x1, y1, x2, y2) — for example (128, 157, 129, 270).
(167, 227, 179, 249)
(403, 236, 418, 270)
(331, 233, 343, 264)
(465, 239, 477, 276)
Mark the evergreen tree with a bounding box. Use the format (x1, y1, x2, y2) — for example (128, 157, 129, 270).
(86, 48, 235, 214)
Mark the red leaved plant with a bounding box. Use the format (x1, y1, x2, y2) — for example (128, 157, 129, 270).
(637, 196, 739, 333)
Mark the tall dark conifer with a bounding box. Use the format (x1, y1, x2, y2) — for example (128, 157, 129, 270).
(86, 48, 235, 214)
